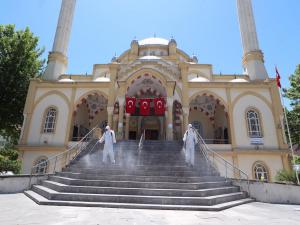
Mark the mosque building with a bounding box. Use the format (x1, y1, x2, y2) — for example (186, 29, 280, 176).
(18, 0, 290, 181)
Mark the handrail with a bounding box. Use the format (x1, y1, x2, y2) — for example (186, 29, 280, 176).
(192, 128, 250, 194)
(28, 126, 98, 189)
(138, 129, 145, 152)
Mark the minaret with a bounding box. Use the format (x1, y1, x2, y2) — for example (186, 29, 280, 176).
(43, 0, 76, 80)
(237, 0, 268, 80)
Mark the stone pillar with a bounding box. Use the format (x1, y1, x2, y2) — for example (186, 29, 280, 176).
(117, 98, 125, 140)
(107, 106, 114, 128)
(125, 113, 130, 140)
(166, 96, 174, 140)
(113, 115, 118, 133)
(237, 0, 268, 80)
(182, 107, 189, 133)
(43, 0, 76, 80)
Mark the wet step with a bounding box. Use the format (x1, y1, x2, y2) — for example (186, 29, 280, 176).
(25, 190, 254, 211)
(49, 176, 232, 189)
(43, 180, 240, 197)
(32, 185, 246, 206)
(56, 172, 225, 183)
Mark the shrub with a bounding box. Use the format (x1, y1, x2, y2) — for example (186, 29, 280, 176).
(0, 144, 21, 174)
(275, 169, 298, 184)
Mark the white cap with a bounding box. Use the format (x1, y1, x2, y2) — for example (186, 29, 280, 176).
(105, 126, 110, 130)
(188, 124, 193, 129)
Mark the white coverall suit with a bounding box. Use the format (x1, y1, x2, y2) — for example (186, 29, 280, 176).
(183, 125, 197, 166)
(99, 126, 116, 164)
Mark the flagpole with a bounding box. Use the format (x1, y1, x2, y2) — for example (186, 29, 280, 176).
(277, 74, 300, 184)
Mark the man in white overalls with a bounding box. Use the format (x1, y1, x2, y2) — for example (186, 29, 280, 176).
(99, 126, 116, 164)
(183, 124, 197, 167)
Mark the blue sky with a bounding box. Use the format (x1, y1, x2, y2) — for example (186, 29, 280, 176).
(1, 0, 299, 106)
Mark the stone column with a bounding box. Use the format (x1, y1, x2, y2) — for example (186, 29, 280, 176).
(117, 98, 125, 140)
(107, 106, 114, 128)
(237, 0, 268, 80)
(113, 115, 118, 133)
(125, 113, 130, 140)
(44, 0, 76, 80)
(166, 96, 174, 140)
(182, 107, 189, 133)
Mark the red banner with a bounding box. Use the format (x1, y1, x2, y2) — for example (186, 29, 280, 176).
(139, 99, 151, 116)
(154, 98, 165, 115)
(126, 97, 136, 114)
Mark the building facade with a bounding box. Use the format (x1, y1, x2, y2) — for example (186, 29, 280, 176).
(18, 0, 290, 181)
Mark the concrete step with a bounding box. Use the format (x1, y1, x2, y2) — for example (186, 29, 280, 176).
(64, 167, 216, 176)
(25, 190, 254, 211)
(32, 185, 247, 206)
(43, 180, 240, 197)
(49, 176, 232, 189)
(67, 164, 212, 172)
(56, 172, 224, 183)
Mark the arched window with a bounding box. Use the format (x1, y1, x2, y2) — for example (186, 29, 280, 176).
(33, 157, 48, 174)
(43, 107, 57, 133)
(246, 109, 262, 137)
(253, 162, 269, 181)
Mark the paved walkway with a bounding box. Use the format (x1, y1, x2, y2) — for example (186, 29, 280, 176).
(0, 193, 300, 225)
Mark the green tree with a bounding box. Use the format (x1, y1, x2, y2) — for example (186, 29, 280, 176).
(0, 143, 21, 174)
(0, 24, 45, 144)
(284, 64, 300, 145)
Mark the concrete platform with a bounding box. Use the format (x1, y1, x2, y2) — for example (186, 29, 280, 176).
(0, 193, 300, 225)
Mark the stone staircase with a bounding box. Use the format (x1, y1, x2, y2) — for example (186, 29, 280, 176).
(25, 140, 253, 210)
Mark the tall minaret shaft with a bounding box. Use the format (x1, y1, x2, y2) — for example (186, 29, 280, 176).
(43, 0, 76, 80)
(237, 0, 268, 80)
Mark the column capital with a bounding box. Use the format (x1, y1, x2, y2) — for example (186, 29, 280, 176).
(182, 107, 190, 115)
(107, 106, 114, 114)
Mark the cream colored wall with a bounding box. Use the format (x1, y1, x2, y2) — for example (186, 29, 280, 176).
(90, 110, 108, 128)
(35, 88, 72, 102)
(231, 88, 272, 103)
(74, 105, 89, 128)
(233, 94, 278, 149)
(22, 150, 63, 174)
(237, 154, 284, 181)
(189, 109, 214, 139)
(74, 88, 109, 104)
(188, 88, 227, 103)
(28, 94, 69, 146)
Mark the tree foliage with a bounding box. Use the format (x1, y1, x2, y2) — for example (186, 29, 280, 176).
(284, 65, 300, 145)
(0, 24, 45, 143)
(0, 143, 21, 174)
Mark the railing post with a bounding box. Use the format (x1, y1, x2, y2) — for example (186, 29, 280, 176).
(53, 156, 57, 174)
(225, 161, 228, 179)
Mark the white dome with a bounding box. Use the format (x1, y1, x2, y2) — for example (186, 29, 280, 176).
(230, 78, 249, 83)
(190, 77, 210, 82)
(94, 77, 110, 82)
(138, 37, 169, 46)
(59, 78, 74, 82)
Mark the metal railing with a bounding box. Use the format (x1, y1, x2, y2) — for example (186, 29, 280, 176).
(138, 130, 145, 152)
(28, 126, 100, 189)
(193, 128, 250, 191)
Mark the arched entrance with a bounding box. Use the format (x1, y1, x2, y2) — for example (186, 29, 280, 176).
(124, 73, 167, 140)
(71, 93, 108, 141)
(189, 94, 230, 144)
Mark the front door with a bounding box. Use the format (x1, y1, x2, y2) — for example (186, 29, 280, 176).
(145, 129, 159, 140)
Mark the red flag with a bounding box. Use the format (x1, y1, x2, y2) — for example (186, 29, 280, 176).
(276, 67, 281, 88)
(154, 98, 165, 115)
(126, 97, 136, 114)
(139, 99, 151, 115)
